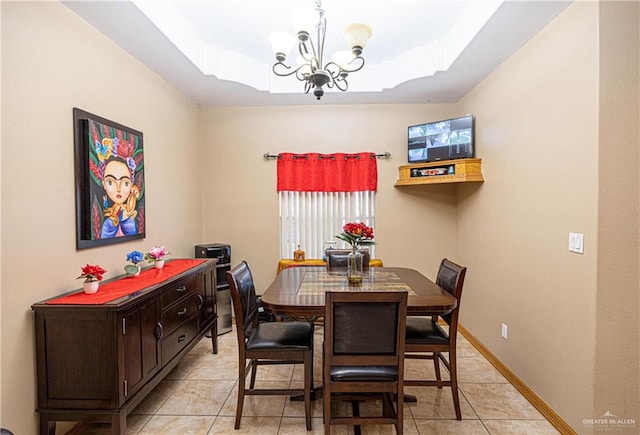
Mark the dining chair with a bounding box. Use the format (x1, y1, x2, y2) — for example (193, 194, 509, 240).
(323, 290, 408, 435)
(326, 249, 371, 270)
(226, 261, 314, 431)
(404, 258, 467, 420)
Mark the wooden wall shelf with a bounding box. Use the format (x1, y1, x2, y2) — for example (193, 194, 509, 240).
(394, 158, 483, 186)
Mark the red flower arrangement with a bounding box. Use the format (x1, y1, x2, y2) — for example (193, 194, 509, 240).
(336, 222, 376, 249)
(77, 264, 107, 283)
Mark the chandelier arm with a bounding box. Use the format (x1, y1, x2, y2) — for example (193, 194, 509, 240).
(323, 74, 336, 89)
(295, 69, 310, 82)
(324, 62, 342, 78)
(298, 40, 316, 64)
(333, 76, 349, 92)
(315, 10, 327, 69)
(325, 56, 365, 75)
(273, 62, 307, 79)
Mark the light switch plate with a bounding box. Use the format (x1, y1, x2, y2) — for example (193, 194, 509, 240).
(569, 232, 584, 254)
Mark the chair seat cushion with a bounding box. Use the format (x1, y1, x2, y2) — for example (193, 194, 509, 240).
(246, 321, 313, 351)
(405, 317, 449, 345)
(330, 366, 398, 382)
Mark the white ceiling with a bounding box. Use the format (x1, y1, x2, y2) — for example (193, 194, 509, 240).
(62, 0, 571, 107)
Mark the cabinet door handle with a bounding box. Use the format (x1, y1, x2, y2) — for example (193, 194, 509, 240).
(176, 285, 187, 294)
(177, 308, 188, 317)
(197, 294, 204, 309)
(178, 334, 187, 342)
(155, 322, 164, 340)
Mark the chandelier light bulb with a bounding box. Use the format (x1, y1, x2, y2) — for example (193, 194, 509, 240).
(343, 23, 372, 56)
(269, 31, 296, 62)
(331, 50, 355, 70)
(289, 8, 318, 40)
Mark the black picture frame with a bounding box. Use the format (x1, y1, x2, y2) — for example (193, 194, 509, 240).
(73, 108, 146, 250)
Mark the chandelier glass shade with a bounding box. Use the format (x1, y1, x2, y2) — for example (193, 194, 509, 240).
(269, 1, 372, 100)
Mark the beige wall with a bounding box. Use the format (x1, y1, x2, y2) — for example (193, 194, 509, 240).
(457, 1, 638, 431)
(456, 1, 599, 429)
(200, 104, 461, 290)
(1, 2, 203, 432)
(595, 0, 639, 428)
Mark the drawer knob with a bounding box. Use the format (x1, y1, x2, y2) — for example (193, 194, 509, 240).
(176, 285, 187, 293)
(177, 308, 188, 317)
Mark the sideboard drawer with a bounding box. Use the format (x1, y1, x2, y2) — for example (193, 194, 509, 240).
(160, 275, 198, 308)
(162, 317, 199, 364)
(161, 292, 199, 336)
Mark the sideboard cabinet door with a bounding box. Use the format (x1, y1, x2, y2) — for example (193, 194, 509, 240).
(122, 298, 160, 402)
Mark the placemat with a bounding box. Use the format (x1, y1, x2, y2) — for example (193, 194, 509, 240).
(46, 259, 207, 305)
(298, 270, 415, 296)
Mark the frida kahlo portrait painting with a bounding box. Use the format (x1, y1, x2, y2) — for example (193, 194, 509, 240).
(74, 108, 145, 249)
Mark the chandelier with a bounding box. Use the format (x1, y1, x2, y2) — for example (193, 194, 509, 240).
(268, 0, 372, 100)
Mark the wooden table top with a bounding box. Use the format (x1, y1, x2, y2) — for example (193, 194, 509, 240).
(261, 266, 457, 317)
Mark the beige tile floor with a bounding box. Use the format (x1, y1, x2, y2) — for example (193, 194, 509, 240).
(69, 325, 559, 434)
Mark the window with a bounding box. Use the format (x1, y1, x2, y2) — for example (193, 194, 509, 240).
(279, 190, 376, 258)
(276, 152, 378, 259)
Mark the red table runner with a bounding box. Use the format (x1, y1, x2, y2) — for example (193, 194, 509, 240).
(46, 259, 207, 305)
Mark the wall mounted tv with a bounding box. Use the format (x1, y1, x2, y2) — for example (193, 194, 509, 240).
(408, 114, 474, 163)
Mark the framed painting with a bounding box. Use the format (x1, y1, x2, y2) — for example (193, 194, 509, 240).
(73, 108, 146, 249)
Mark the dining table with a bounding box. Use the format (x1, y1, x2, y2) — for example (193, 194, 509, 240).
(260, 266, 458, 404)
(261, 266, 457, 318)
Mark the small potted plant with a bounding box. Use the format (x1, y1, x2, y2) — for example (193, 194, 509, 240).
(125, 250, 144, 277)
(77, 264, 106, 294)
(145, 245, 170, 269)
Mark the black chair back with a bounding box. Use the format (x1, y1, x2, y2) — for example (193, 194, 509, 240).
(227, 261, 258, 340)
(332, 300, 400, 355)
(326, 249, 371, 270)
(435, 258, 466, 327)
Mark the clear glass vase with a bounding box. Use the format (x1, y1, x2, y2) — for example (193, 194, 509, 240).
(347, 248, 363, 286)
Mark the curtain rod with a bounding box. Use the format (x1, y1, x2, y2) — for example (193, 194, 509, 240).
(263, 152, 391, 160)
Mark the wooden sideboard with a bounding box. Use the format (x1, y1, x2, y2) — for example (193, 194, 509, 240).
(31, 259, 218, 435)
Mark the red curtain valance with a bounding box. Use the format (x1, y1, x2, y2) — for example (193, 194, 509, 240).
(277, 152, 378, 192)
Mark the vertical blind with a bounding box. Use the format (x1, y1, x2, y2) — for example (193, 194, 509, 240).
(277, 152, 377, 259)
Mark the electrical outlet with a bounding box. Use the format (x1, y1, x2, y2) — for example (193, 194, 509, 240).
(501, 323, 508, 339)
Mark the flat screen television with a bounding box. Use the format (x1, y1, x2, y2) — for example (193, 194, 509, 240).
(408, 114, 474, 163)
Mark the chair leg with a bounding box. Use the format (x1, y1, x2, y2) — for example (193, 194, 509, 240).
(433, 352, 442, 387)
(396, 386, 404, 435)
(448, 352, 462, 420)
(324, 382, 331, 435)
(351, 402, 361, 435)
(235, 360, 247, 429)
(249, 359, 258, 390)
(304, 351, 312, 431)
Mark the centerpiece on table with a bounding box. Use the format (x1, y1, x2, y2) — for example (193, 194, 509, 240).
(336, 222, 376, 285)
(145, 245, 171, 269)
(77, 264, 106, 294)
(124, 250, 144, 277)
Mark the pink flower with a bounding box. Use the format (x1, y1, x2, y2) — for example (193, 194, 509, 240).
(145, 246, 171, 262)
